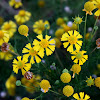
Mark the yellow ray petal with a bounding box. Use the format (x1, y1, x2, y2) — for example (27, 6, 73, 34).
(13, 59, 18, 64)
(84, 94, 90, 100)
(46, 48, 53, 56)
(49, 39, 55, 44)
(67, 44, 73, 52)
(25, 43, 32, 49)
(68, 31, 73, 36)
(73, 59, 78, 63)
(45, 35, 51, 40)
(24, 63, 31, 71)
(79, 92, 84, 99)
(77, 41, 82, 46)
(21, 68, 26, 75)
(94, 9, 100, 16)
(71, 56, 76, 60)
(63, 42, 69, 48)
(22, 48, 29, 53)
(48, 45, 55, 51)
(38, 48, 44, 58)
(33, 39, 40, 45)
(75, 43, 81, 50)
(13, 65, 18, 74)
(73, 93, 80, 99)
(79, 60, 83, 65)
(37, 34, 43, 40)
(17, 56, 21, 61)
(30, 56, 35, 64)
(35, 55, 41, 63)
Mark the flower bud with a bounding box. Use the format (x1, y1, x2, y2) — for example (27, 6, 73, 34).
(16, 80, 21, 86)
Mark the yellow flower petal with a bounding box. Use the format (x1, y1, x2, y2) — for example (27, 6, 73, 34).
(63, 42, 69, 48)
(37, 34, 43, 40)
(46, 48, 53, 56)
(45, 35, 51, 40)
(35, 55, 41, 63)
(48, 45, 55, 51)
(79, 92, 84, 99)
(38, 48, 44, 58)
(73, 93, 80, 99)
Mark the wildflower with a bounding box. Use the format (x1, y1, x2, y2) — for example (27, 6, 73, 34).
(71, 23, 78, 30)
(64, 6, 72, 14)
(0, 91, 7, 98)
(67, 21, 73, 27)
(1, 21, 17, 38)
(22, 43, 42, 64)
(13, 56, 31, 75)
(0, 30, 9, 46)
(0, 17, 4, 25)
(24, 71, 33, 80)
(86, 76, 94, 87)
(50, 63, 56, 70)
(88, 27, 92, 32)
(55, 28, 64, 39)
(1, 43, 9, 52)
(96, 38, 100, 49)
(21, 97, 30, 100)
(56, 18, 64, 26)
(49, 29, 54, 35)
(70, 64, 81, 78)
(73, 16, 83, 24)
(83, 1, 96, 15)
(63, 85, 74, 97)
(38, 0, 45, 8)
(15, 96, 21, 100)
(14, 10, 31, 24)
(61, 30, 83, 52)
(60, 72, 71, 83)
(71, 50, 88, 65)
(9, 0, 22, 9)
(61, 24, 70, 32)
(73, 92, 90, 100)
(21, 75, 40, 93)
(85, 33, 90, 40)
(40, 79, 51, 93)
(54, 38, 62, 48)
(18, 25, 29, 37)
(5, 75, 16, 96)
(33, 20, 50, 34)
(33, 34, 55, 58)
(95, 77, 100, 88)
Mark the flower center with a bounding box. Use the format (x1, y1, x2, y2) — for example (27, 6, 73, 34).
(17, 61, 23, 69)
(76, 52, 83, 59)
(38, 24, 45, 30)
(87, 79, 93, 84)
(4, 24, 11, 30)
(68, 36, 77, 44)
(0, 31, 4, 39)
(19, 10, 25, 16)
(29, 49, 37, 56)
(40, 39, 49, 48)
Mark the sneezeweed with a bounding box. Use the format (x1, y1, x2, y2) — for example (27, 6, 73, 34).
(71, 23, 78, 30)
(1, 21, 17, 38)
(61, 30, 83, 52)
(73, 92, 90, 100)
(54, 38, 62, 48)
(24, 71, 33, 80)
(14, 10, 31, 24)
(21, 97, 36, 100)
(55, 28, 64, 39)
(22, 43, 42, 64)
(13, 56, 31, 75)
(56, 17, 64, 26)
(95, 77, 100, 88)
(83, 1, 96, 15)
(0, 30, 9, 46)
(1, 43, 9, 52)
(63, 85, 74, 97)
(86, 76, 94, 87)
(60, 72, 71, 83)
(18, 25, 29, 37)
(70, 64, 81, 78)
(33, 20, 50, 34)
(40, 79, 51, 93)
(33, 34, 55, 58)
(9, 0, 22, 9)
(61, 24, 70, 32)
(73, 16, 83, 25)
(71, 50, 88, 65)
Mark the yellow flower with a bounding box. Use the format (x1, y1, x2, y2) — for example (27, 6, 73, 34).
(95, 77, 100, 88)
(63, 85, 74, 97)
(1, 21, 17, 38)
(13, 56, 31, 75)
(93, 0, 100, 16)
(5, 75, 16, 96)
(18, 25, 29, 37)
(97, 64, 100, 70)
(9, 0, 22, 9)
(61, 24, 70, 32)
(83, 1, 96, 15)
(55, 28, 64, 39)
(73, 92, 90, 100)
(73, 16, 83, 24)
(40, 79, 51, 93)
(33, 34, 55, 58)
(21, 97, 30, 100)
(0, 45, 14, 61)
(60, 72, 71, 83)
(56, 18, 64, 26)
(0, 16, 4, 25)
(70, 64, 81, 78)
(71, 23, 78, 30)
(22, 43, 42, 64)
(86, 76, 94, 87)
(54, 38, 62, 48)
(71, 50, 88, 65)
(33, 20, 50, 34)
(61, 30, 83, 52)
(0, 30, 9, 46)
(38, 0, 45, 7)
(14, 10, 31, 24)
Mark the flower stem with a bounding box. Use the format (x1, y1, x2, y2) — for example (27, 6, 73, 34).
(8, 50, 19, 56)
(49, 90, 62, 96)
(78, 24, 80, 32)
(26, 36, 31, 44)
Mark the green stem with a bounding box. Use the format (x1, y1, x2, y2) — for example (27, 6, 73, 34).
(78, 24, 80, 32)
(21, 85, 33, 89)
(49, 90, 62, 96)
(26, 36, 31, 44)
(8, 50, 19, 56)
(34, 93, 43, 99)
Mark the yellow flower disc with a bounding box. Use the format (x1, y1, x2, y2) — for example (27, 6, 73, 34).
(56, 18, 64, 26)
(63, 85, 74, 97)
(18, 25, 29, 37)
(95, 77, 100, 88)
(60, 73, 71, 83)
(21, 97, 30, 100)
